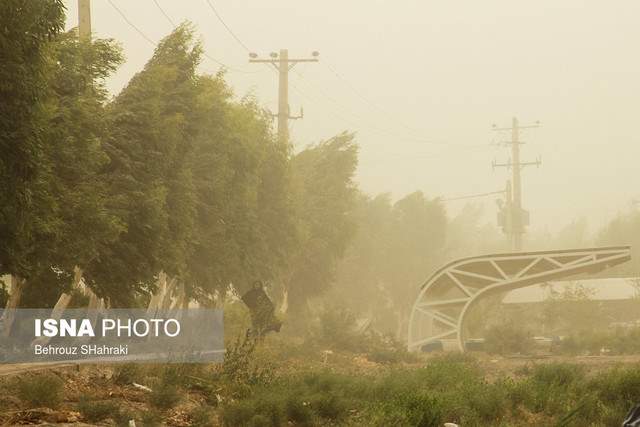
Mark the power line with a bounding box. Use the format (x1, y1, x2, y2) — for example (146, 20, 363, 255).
(152, 0, 175, 28)
(323, 61, 436, 141)
(106, 0, 257, 73)
(289, 69, 489, 149)
(195, 2, 482, 150)
(106, 0, 157, 47)
(288, 62, 489, 149)
(440, 190, 505, 203)
(203, 0, 251, 52)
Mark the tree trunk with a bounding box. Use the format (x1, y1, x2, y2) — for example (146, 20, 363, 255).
(1, 275, 25, 337)
(279, 286, 289, 315)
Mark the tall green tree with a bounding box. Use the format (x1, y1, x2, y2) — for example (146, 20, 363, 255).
(286, 132, 359, 312)
(331, 191, 447, 336)
(96, 24, 201, 304)
(0, 0, 65, 281)
(188, 85, 293, 301)
(18, 31, 125, 307)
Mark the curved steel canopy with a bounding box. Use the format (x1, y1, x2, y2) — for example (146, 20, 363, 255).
(408, 246, 631, 352)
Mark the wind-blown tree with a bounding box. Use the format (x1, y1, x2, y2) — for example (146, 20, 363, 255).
(387, 192, 447, 335)
(330, 191, 447, 336)
(188, 83, 293, 301)
(286, 132, 359, 314)
(596, 207, 640, 276)
(330, 193, 397, 329)
(21, 31, 124, 307)
(96, 24, 201, 304)
(0, 0, 65, 311)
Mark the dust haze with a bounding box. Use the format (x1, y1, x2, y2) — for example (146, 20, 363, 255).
(2, 1, 640, 425)
(64, 0, 640, 232)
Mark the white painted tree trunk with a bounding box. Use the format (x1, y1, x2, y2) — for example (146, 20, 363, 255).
(1, 275, 25, 337)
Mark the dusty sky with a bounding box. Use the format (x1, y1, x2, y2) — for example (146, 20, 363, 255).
(63, 0, 640, 235)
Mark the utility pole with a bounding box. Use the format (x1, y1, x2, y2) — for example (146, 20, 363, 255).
(78, 0, 91, 42)
(493, 117, 541, 251)
(249, 49, 319, 145)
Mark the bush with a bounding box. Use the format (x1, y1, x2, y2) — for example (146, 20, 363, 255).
(220, 333, 274, 388)
(216, 352, 640, 426)
(557, 327, 640, 355)
(310, 393, 347, 420)
(370, 391, 444, 427)
(590, 366, 640, 408)
(190, 405, 217, 426)
(515, 363, 586, 415)
(284, 396, 314, 425)
(113, 363, 144, 385)
(149, 383, 181, 409)
(161, 363, 206, 388)
(222, 397, 282, 427)
(484, 323, 533, 354)
(140, 409, 163, 426)
(16, 373, 64, 408)
(78, 397, 119, 422)
(315, 306, 365, 352)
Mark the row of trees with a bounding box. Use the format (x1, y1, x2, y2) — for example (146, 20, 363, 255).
(2, 2, 635, 334)
(329, 192, 447, 335)
(0, 2, 358, 313)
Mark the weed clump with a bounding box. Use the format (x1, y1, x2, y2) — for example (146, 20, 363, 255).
(78, 396, 119, 422)
(113, 363, 144, 385)
(190, 405, 217, 426)
(16, 373, 64, 408)
(140, 409, 163, 426)
(149, 383, 181, 410)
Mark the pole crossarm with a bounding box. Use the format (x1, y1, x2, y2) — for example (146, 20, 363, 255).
(249, 50, 318, 144)
(407, 246, 631, 352)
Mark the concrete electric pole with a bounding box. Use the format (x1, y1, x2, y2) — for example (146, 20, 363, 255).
(249, 49, 319, 145)
(78, 0, 91, 42)
(492, 117, 541, 251)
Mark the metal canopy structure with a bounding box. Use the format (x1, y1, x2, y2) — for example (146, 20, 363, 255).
(408, 246, 632, 352)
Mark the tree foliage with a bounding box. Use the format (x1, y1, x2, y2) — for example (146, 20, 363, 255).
(0, 9, 362, 318)
(0, 0, 65, 279)
(286, 133, 359, 309)
(331, 190, 447, 334)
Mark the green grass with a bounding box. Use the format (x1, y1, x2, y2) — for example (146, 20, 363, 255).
(219, 355, 640, 426)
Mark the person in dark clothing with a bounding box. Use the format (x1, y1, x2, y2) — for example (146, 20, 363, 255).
(241, 281, 282, 337)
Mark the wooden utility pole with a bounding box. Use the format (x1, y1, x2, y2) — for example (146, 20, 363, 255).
(78, 0, 91, 41)
(493, 117, 541, 251)
(249, 49, 319, 144)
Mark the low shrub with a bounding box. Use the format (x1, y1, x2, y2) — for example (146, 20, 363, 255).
(370, 391, 444, 427)
(140, 409, 163, 426)
(222, 396, 282, 427)
(190, 405, 217, 426)
(16, 373, 64, 408)
(149, 383, 181, 409)
(557, 327, 640, 355)
(113, 363, 144, 385)
(78, 396, 119, 422)
(484, 323, 534, 355)
(315, 306, 365, 352)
